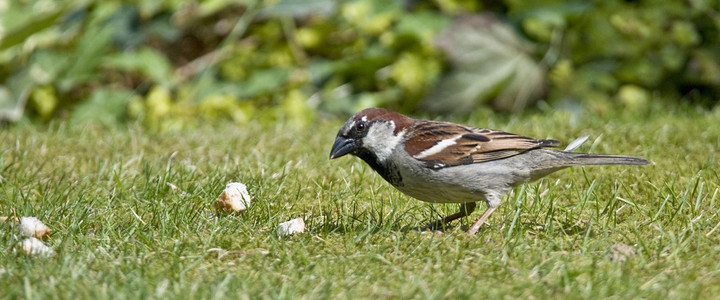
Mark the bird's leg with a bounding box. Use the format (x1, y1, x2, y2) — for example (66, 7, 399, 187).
(466, 207, 497, 235)
(467, 193, 501, 235)
(421, 202, 477, 231)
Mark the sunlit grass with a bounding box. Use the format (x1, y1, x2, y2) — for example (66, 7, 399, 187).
(1, 106, 719, 298)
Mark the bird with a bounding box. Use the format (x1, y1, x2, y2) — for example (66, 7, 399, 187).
(329, 108, 649, 234)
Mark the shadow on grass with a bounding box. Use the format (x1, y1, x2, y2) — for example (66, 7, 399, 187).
(311, 216, 596, 238)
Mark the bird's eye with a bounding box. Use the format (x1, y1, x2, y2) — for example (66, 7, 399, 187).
(355, 122, 366, 131)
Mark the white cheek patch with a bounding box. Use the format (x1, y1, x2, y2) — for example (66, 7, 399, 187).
(414, 135, 462, 159)
(362, 121, 404, 162)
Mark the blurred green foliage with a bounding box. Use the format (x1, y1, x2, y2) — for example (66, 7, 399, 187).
(0, 0, 718, 127)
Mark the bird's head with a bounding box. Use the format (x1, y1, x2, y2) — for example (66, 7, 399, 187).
(329, 108, 413, 163)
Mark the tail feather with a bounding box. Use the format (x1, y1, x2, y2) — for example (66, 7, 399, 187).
(564, 152, 649, 166)
(552, 136, 649, 166)
(525, 149, 648, 181)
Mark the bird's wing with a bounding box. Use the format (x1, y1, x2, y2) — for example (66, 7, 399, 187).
(404, 120, 559, 169)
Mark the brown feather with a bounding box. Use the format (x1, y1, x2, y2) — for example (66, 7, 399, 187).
(404, 120, 558, 168)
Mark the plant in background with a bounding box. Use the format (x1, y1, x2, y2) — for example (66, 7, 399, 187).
(0, 0, 452, 127)
(0, 0, 718, 127)
(510, 0, 720, 111)
(422, 13, 546, 113)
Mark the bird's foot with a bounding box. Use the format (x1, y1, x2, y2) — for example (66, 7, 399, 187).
(413, 220, 448, 232)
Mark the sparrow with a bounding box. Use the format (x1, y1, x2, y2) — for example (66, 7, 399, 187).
(329, 108, 649, 235)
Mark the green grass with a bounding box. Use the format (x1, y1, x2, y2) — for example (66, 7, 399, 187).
(1, 106, 720, 299)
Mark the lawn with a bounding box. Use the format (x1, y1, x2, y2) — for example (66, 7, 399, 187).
(1, 105, 719, 299)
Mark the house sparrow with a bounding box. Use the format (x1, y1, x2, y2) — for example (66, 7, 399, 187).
(329, 108, 649, 234)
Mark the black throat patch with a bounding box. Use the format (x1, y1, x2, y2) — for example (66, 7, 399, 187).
(354, 149, 403, 187)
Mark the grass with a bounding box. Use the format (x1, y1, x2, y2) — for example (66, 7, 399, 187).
(1, 106, 720, 299)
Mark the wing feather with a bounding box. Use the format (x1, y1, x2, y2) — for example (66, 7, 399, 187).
(404, 120, 559, 169)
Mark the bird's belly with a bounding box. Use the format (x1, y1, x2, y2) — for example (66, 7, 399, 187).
(388, 159, 522, 204)
(393, 175, 481, 204)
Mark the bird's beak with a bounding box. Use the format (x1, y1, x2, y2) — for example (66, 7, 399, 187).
(329, 136, 356, 159)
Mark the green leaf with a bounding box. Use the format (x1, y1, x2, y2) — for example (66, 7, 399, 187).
(103, 47, 174, 86)
(70, 88, 135, 126)
(423, 14, 546, 113)
(59, 24, 115, 91)
(394, 11, 450, 44)
(0, 4, 69, 50)
(308, 59, 344, 85)
(30, 50, 72, 85)
(507, 1, 592, 24)
(30, 86, 58, 119)
(232, 67, 293, 98)
(0, 69, 33, 122)
(259, 0, 337, 18)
